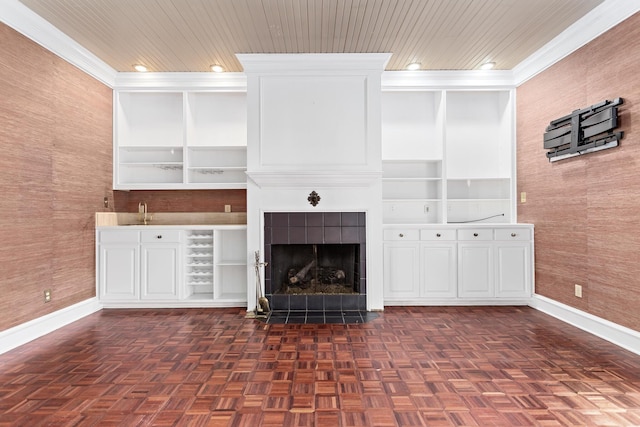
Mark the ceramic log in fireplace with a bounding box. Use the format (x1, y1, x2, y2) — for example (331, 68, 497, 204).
(264, 212, 366, 311)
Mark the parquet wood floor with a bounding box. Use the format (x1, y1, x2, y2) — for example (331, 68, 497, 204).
(1, 306, 640, 426)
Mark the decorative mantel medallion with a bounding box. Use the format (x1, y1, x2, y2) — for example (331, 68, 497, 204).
(307, 191, 321, 207)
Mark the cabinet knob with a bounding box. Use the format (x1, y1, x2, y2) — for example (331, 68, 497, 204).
(473, 233, 479, 237)
(156, 235, 163, 239)
(399, 233, 404, 238)
(436, 233, 441, 237)
(511, 233, 517, 237)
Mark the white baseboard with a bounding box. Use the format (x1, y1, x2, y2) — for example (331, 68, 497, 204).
(0, 298, 102, 355)
(529, 294, 640, 356)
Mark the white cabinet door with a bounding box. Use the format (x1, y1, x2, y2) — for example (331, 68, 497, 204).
(383, 242, 420, 299)
(141, 243, 180, 300)
(421, 243, 457, 298)
(458, 243, 494, 298)
(495, 243, 531, 298)
(99, 244, 139, 301)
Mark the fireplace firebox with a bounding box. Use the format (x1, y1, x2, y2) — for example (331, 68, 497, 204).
(264, 212, 366, 311)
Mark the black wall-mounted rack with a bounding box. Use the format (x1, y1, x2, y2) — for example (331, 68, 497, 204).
(544, 98, 623, 162)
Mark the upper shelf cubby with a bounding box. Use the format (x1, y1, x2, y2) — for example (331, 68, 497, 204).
(114, 90, 247, 190)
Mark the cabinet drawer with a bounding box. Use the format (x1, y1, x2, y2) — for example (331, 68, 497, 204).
(495, 228, 531, 241)
(457, 229, 493, 241)
(421, 229, 456, 241)
(141, 230, 182, 243)
(99, 230, 139, 243)
(384, 229, 419, 241)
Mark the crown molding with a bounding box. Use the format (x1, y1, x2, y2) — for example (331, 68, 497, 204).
(382, 70, 515, 90)
(237, 53, 392, 74)
(513, 0, 640, 86)
(113, 72, 247, 90)
(0, 0, 116, 87)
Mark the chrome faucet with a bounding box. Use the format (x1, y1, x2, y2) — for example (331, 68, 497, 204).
(138, 202, 151, 225)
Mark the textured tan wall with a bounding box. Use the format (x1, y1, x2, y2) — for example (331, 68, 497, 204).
(113, 189, 247, 213)
(517, 12, 640, 331)
(0, 23, 113, 331)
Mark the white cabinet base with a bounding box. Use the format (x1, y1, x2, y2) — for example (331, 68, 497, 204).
(97, 226, 247, 308)
(383, 224, 533, 306)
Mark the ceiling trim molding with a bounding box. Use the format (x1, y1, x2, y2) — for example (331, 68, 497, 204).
(113, 72, 247, 90)
(237, 53, 392, 74)
(513, 0, 640, 86)
(0, 0, 116, 87)
(382, 70, 515, 90)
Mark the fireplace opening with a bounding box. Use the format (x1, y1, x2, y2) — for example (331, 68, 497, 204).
(264, 212, 366, 311)
(272, 244, 360, 295)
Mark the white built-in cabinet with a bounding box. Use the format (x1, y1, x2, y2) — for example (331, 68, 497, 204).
(140, 230, 181, 300)
(114, 91, 247, 189)
(383, 225, 533, 305)
(381, 89, 514, 224)
(381, 87, 531, 305)
(96, 226, 247, 307)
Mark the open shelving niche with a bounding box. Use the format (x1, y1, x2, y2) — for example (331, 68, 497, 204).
(183, 227, 247, 303)
(381, 89, 515, 225)
(114, 90, 247, 189)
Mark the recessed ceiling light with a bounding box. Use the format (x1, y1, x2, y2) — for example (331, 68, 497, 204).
(480, 61, 496, 70)
(211, 64, 224, 73)
(133, 64, 147, 72)
(406, 62, 421, 71)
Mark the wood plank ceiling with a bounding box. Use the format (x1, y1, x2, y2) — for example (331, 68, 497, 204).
(17, 0, 604, 72)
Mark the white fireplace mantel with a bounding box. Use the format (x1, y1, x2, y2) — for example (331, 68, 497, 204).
(246, 171, 382, 188)
(240, 53, 389, 312)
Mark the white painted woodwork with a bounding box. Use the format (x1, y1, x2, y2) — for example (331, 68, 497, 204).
(96, 226, 247, 307)
(381, 89, 515, 224)
(383, 243, 420, 299)
(240, 53, 389, 312)
(383, 224, 533, 305)
(259, 76, 367, 168)
(113, 90, 247, 190)
(98, 244, 139, 301)
(458, 243, 494, 299)
(495, 243, 531, 298)
(420, 243, 458, 298)
(140, 244, 180, 300)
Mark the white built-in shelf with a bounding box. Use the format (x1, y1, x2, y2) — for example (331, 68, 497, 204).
(114, 91, 247, 189)
(382, 89, 514, 225)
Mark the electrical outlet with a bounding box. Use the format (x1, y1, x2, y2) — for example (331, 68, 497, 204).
(224, 205, 231, 213)
(44, 289, 52, 302)
(520, 192, 527, 203)
(574, 284, 582, 298)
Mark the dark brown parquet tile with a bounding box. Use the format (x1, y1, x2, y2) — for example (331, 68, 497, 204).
(2, 306, 640, 426)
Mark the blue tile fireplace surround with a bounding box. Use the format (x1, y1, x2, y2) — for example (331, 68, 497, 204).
(264, 212, 367, 312)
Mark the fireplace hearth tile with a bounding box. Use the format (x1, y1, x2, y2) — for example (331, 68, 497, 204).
(307, 296, 324, 311)
(324, 295, 341, 311)
(271, 227, 289, 244)
(324, 227, 341, 243)
(341, 227, 360, 243)
(290, 213, 306, 226)
(289, 227, 306, 244)
(263, 310, 379, 324)
(289, 295, 307, 310)
(272, 213, 290, 227)
(271, 294, 289, 311)
(324, 212, 341, 226)
(306, 212, 323, 226)
(340, 212, 357, 226)
(264, 213, 272, 227)
(306, 227, 323, 243)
